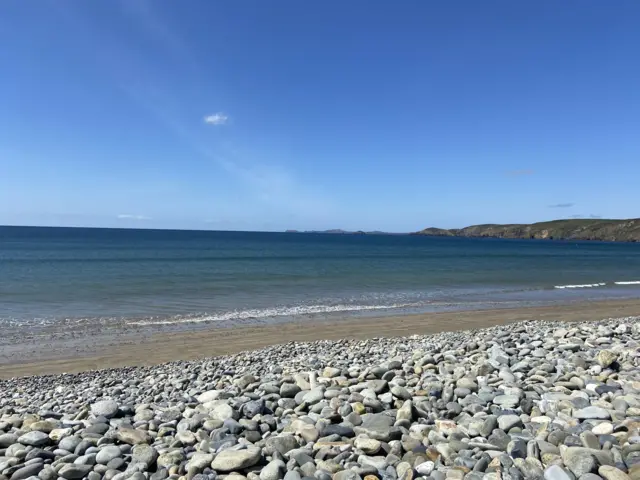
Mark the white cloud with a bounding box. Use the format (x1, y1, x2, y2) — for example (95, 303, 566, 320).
(204, 113, 228, 125)
(117, 214, 151, 220)
(548, 203, 575, 208)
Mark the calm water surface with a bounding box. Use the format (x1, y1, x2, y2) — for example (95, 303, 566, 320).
(1, 226, 639, 331)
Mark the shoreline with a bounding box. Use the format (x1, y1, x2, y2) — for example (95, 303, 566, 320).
(1, 297, 639, 379)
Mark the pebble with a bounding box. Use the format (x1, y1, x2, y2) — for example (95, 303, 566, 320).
(210, 448, 262, 471)
(599, 466, 632, 480)
(0, 317, 639, 480)
(17, 431, 50, 447)
(544, 465, 573, 480)
(90, 400, 119, 419)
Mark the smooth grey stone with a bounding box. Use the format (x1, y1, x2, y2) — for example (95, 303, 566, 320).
(0, 434, 18, 448)
(573, 408, 610, 420)
(96, 446, 122, 465)
(73, 454, 97, 466)
(84, 424, 110, 436)
(481, 416, 498, 437)
(37, 466, 57, 480)
(264, 436, 299, 456)
(544, 465, 573, 480)
(91, 400, 119, 419)
(150, 469, 169, 480)
(106, 458, 126, 471)
(25, 449, 54, 462)
(314, 472, 332, 480)
(58, 437, 82, 453)
(74, 440, 93, 457)
(243, 399, 265, 418)
(580, 432, 600, 450)
(291, 452, 314, 467)
(131, 444, 158, 467)
(391, 386, 412, 400)
(210, 448, 262, 472)
(280, 384, 301, 398)
(104, 469, 121, 480)
(302, 388, 325, 405)
(9, 463, 44, 480)
(508, 439, 527, 459)
(320, 424, 355, 438)
(354, 413, 397, 442)
(563, 448, 597, 477)
(58, 464, 94, 480)
(578, 475, 603, 480)
(494, 395, 521, 408)
(17, 432, 50, 448)
(498, 415, 523, 431)
(259, 459, 286, 480)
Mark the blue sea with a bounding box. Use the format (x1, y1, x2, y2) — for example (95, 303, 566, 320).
(1, 226, 639, 333)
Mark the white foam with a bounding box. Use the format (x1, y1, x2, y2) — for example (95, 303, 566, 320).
(129, 303, 414, 326)
(554, 283, 606, 289)
(615, 281, 640, 285)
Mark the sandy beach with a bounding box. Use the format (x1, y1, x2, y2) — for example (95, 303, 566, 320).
(2, 298, 639, 379)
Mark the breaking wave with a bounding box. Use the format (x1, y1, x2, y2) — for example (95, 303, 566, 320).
(554, 283, 607, 289)
(128, 302, 419, 326)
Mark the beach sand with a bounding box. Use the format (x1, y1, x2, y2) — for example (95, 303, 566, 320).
(1, 298, 639, 379)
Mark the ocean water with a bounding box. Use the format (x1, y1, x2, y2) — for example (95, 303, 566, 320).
(1, 226, 640, 333)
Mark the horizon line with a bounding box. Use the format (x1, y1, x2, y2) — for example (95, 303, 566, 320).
(0, 216, 632, 235)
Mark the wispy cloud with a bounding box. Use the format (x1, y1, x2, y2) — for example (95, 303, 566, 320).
(506, 169, 535, 177)
(117, 214, 151, 220)
(590, 214, 602, 219)
(549, 203, 574, 208)
(204, 113, 228, 125)
(61, 1, 334, 224)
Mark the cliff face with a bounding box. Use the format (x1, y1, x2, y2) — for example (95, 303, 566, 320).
(414, 219, 640, 242)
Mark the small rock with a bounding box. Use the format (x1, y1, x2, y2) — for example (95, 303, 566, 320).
(544, 465, 573, 480)
(563, 448, 597, 477)
(260, 459, 286, 480)
(498, 415, 523, 431)
(596, 351, 618, 368)
(115, 428, 152, 445)
(323, 367, 341, 378)
(354, 437, 381, 454)
(96, 446, 123, 465)
(573, 407, 611, 420)
(416, 461, 435, 476)
(210, 448, 262, 472)
(58, 464, 94, 480)
(598, 466, 631, 480)
(17, 431, 50, 447)
(132, 444, 158, 467)
(91, 400, 119, 419)
(592, 423, 614, 436)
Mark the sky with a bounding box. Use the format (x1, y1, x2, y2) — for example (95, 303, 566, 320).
(1, 1, 639, 232)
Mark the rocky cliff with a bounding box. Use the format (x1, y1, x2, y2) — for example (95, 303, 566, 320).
(414, 218, 640, 242)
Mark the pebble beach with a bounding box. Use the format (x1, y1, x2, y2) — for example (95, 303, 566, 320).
(2, 316, 640, 480)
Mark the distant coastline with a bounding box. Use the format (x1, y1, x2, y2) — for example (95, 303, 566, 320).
(412, 218, 640, 242)
(285, 229, 396, 235)
(285, 218, 640, 242)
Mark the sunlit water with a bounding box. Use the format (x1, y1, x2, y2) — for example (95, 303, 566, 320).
(1, 226, 639, 335)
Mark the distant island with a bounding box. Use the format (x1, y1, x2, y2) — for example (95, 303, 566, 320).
(286, 229, 393, 235)
(413, 218, 640, 242)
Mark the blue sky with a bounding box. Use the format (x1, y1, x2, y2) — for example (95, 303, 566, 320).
(1, 1, 639, 232)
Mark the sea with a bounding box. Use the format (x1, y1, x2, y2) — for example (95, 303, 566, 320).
(1, 226, 640, 334)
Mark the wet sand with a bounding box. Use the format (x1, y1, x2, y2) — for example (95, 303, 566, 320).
(1, 298, 639, 379)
